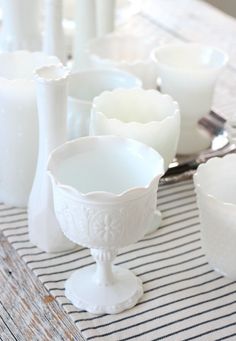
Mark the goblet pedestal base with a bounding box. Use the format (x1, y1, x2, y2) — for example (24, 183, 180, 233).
(177, 127, 212, 155)
(65, 264, 143, 314)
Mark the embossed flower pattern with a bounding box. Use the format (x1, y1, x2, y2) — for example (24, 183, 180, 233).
(91, 210, 124, 244)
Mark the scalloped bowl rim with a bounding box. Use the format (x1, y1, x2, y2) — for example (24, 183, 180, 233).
(92, 88, 180, 127)
(194, 154, 236, 208)
(47, 135, 164, 201)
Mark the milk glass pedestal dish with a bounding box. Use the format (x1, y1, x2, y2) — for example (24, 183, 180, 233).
(152, 43, 228, 155)
(194, 154, 236, 280)
(48, 136, 164, 314)
(87, 35, 159, 89)
(0, 51, 59, 207)
(68, 69, 142, 139)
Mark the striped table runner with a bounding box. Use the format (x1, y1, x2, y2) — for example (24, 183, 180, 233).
(1, 179, 236, 340)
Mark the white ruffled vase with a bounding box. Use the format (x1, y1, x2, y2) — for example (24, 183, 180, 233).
(28, 64, 75, 253)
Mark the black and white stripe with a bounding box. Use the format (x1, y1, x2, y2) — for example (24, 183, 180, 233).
(1, 179, 236, 340)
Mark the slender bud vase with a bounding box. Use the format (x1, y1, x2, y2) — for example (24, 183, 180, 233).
(43, 0, 66, 64)
(95, 0, 115, 37)
(28, 64, 75, 253)
(0, 0, 41, 51)
(73, 0, 96, 70)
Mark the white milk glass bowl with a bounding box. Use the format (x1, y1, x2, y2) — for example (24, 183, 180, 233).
(67, 69, 142, 139)
(152, 43, 228, 155)
(48, 136, 164, 314)
(194, 154, 236, 280)
(90, 88, 180, 170)
(90, 88, 180, 233)
(0, 51, 59, 207)
(87, 34, 159, 89)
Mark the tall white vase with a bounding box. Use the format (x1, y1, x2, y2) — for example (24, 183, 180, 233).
(73, 0, 96, 70)
(0, 0, 41, 51)
(28, 64, 75, 253)
(43, 0, 66, 64)
(96, 0, 115, 37)
(0, 51, 59, 207)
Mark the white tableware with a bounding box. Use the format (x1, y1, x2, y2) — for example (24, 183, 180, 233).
(87, 34, 159, 89)
(0, 51, 59, 207)
(194, 154, 236, 281)
(48, 135, 164, 314)
(151, 43, 228, 155)
(28, 64, 75, 253)
(95, 0, 115, 37)
(73, 0, 96, 70)
(43, 0, 66, 64)
(68, 69, 142, 139)
(90, 88, 180, 169)
(0, 0, 41, 52)
(90, 88, 180, 233)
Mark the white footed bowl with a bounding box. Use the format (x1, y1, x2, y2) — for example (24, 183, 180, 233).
(87, 34, 159, 89)
(90, 88, 180, 170)
(68, 69, 142, 139)
(194, 154, 236, 281)
(152, 43, 228, 155)
(48, 136, 164, 314)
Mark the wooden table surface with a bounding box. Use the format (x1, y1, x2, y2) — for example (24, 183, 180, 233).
(1, 1, 236, 340)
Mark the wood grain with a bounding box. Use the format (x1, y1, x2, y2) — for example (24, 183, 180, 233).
(0, 231, 85, 341)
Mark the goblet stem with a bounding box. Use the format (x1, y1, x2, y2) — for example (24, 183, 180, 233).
(91, 248, 118, 286)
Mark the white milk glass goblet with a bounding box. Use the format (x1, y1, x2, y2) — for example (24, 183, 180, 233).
(67, 69, 142, 139)
(194, 154, 236, 280)
(87, 34, 159, 89)
(48, 136, 164, 314)
(152, 43, 228, 155)
(90, 88, 180, 233)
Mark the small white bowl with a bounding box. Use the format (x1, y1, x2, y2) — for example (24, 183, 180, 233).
(87, 34, 159, 89)
(194, 154, 236, 280)
(90, 88, 180, 170)
(67, 69, 142, 139)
